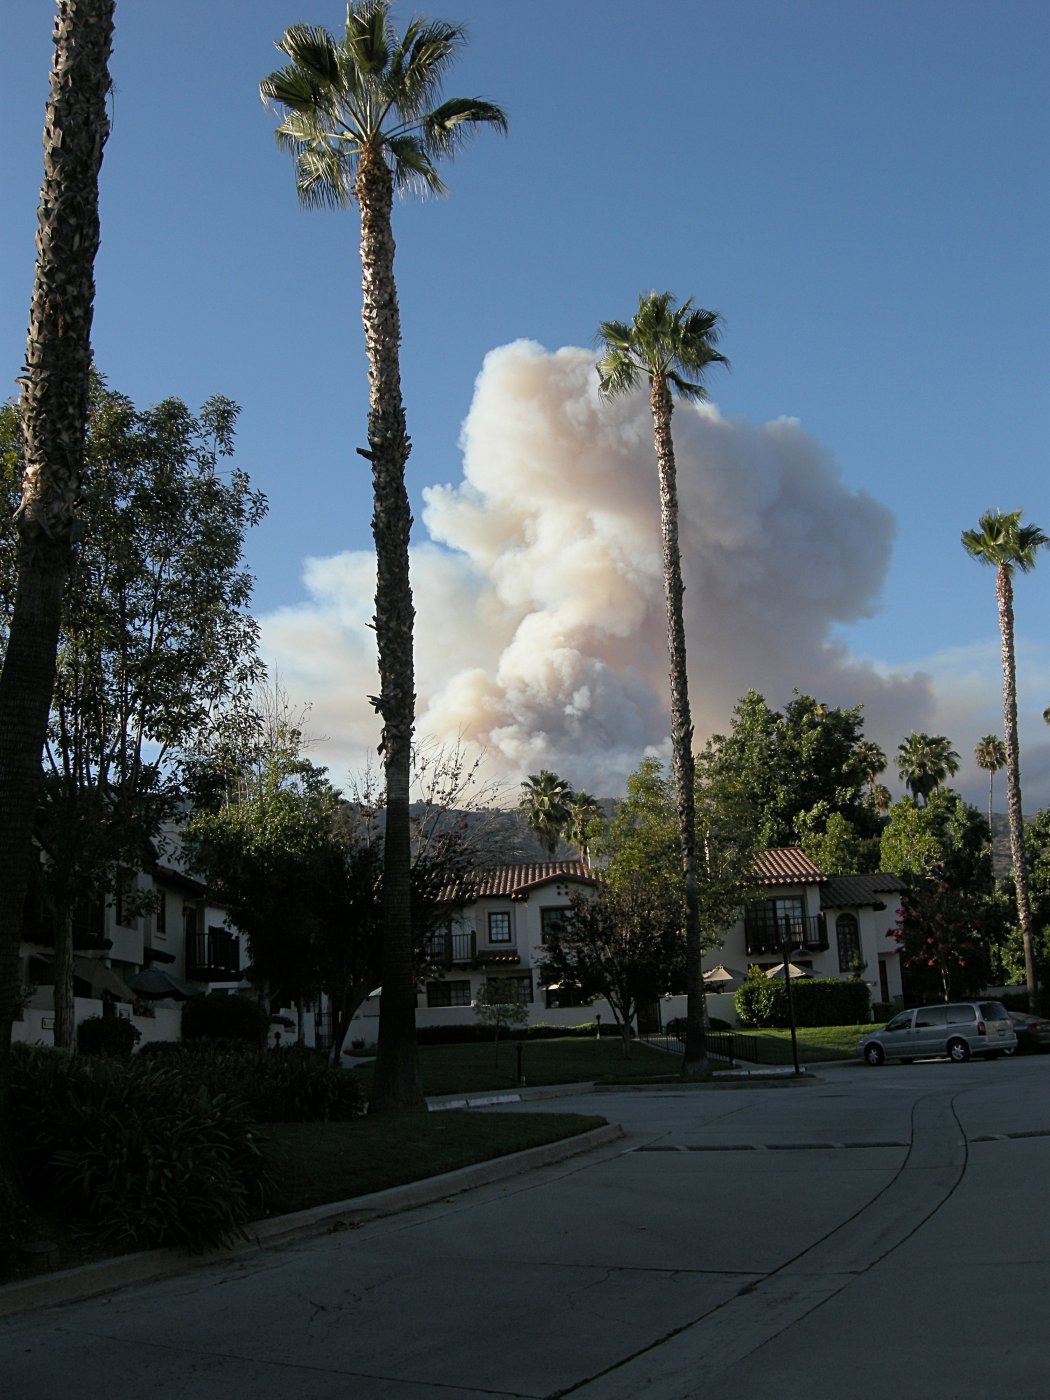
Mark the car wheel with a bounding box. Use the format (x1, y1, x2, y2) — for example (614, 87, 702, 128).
(864, 1043, 885, 1066)
(947, 1037, 970, 1063)
(1003, 1046, 1017, 1057)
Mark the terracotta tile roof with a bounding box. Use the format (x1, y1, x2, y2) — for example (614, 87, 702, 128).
(441, 861, 595, 903)
(820, 872, 906, 910)
(752, 848, 826, 885)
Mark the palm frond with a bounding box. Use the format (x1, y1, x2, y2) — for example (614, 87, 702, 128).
(345, 0, 390, 77)
(274, 24, 341, 85)
(295, 144, 354, 210)
(962, 509, 1049, 573)
(394, 20, 465, 119)
(595, 292, 727, 400)
(595, 347, 640, 400)
(422, 97, 508, 156)
(386, 134, 444, 196)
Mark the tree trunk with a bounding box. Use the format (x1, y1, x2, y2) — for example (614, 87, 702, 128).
(53, 904, 76, 1050)
(997, 566, 1038, 1012)
(354, 145, 423, 1113)
(0, 0, 113, 1178)
(649, 377, 708, 1078)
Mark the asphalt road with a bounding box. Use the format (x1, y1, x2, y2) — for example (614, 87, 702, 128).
(4, 1055, 1049, 1398)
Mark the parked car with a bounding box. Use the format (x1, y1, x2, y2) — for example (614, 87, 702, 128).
(857, 1001, 1017, 1065)
(1004, 1010, 1050, 1055)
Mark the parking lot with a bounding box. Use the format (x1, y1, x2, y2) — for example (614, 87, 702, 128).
(4, 1055, 1049, 1398)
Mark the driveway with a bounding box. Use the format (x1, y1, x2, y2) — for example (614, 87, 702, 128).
(3, 1057, 1049, 1398)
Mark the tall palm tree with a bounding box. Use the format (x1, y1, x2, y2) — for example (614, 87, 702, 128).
(855, 740, 887, 807)
(565, 790, 601, 868)
(519, 770, 572, 859)
(974, 734, 1006, 839)
(596, 291, 728, 1077)
(0, 0, 114, 1109)
(895, 732, 960, 806)
(963, 510, 1049, 1011)
(261, 2, 505, 1113)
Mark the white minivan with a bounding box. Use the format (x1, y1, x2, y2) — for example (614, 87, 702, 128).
(858, 1001, 1017, 1065)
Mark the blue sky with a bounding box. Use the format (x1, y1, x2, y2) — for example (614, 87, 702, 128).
(3, 0, 1049, 806)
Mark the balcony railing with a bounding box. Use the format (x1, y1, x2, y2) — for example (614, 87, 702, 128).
(743, 911, 827, 956)
(186, 928, 240, 981)
(423, 930, 476, 967)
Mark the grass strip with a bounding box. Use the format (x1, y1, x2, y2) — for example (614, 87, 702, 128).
(260, 1111, 608, 1214)
(351, 1038, 678, 1098)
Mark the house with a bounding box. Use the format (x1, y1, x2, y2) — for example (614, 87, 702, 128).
(345, 860, 604, 1049)
(699, 849, 905, 1019)
(14, 847, 261, 1049)
(345, 850, 908, 1048)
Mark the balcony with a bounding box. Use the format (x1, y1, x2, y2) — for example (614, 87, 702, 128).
(186, 927, 240, 981)
(744, 911, 827, 956)
(423, 930, 476, 967)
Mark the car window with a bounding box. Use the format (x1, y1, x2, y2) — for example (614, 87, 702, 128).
(884, 1013, 912, 1033)
(916, 1006, 948, 1027)
(980, 1002, 1009, 1021)
(946, 1005, 977, 1024)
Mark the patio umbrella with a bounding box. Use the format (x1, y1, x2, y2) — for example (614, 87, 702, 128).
(73, 957, 136, 1002)
(764, 962, 811, 979)
(127, 967, 200, 1001)
(703, 964, 745, 986)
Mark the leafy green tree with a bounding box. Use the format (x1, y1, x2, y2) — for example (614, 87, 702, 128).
(0, 0, 114, 1170)
(539, 872, 685, 1059)
(795, 807, 864, 875)
(261, 2, 506, 1113)
(997, 808, 1050, 991)
(963, 509, 1049, 1011)
(974, 734, 1006, 837)
(596, 291, 728, 1077)
(895, 732, 960, 806)
(1, 378, 266, 1048)
(699, 689, 882, 866)
(518, 770, 573, 859)
(880, 788, 994, 1000)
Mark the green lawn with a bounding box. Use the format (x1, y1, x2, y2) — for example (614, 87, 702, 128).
(739, 1024, 869, 1064)
(351, 1036, 678, 1097)
(260, 1110, 607, 1214)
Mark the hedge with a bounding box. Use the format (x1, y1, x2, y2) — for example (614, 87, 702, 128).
(735, 977, 870, 1028)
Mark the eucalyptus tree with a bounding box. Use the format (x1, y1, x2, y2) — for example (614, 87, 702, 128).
(0, 0, 114, 1138)
(261, 1, 506, 1112)
(518, 769, 572, 859)
(963, 509, 1049, 1010)
(596, 292, 728, 1076)
(974, 734, 1006, 839)
(895, 732, 960, 806)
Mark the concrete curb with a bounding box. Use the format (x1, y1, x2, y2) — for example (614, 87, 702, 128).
(0, 1121, 622, 1321)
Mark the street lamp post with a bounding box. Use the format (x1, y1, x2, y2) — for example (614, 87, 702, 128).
(780, 916, 802, 1077)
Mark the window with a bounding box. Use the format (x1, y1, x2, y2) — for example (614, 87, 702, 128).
(836, 914, 861, 973)
(487, 974, 533, 1005)
(426, 980, 472, 1008)
(155, 892, 167, 937)
(745, 897, 805, 954)
(488, 911, 512, 944)
(540, 907, 571, 944)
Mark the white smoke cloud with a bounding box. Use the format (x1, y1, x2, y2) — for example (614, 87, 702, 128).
(261, 339, 963, 797)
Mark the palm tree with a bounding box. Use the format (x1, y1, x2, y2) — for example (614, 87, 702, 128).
(963, 510, 1049, 1012)
(596, 291, 728, 1077)
(519, 770, 572, 859)
(0, 0, 114, 1090)
(565, 790, 601, 868)
(855, 740, 887, 807)
(261, 3, 505, 1113)
(974, 734, 1006, 839)
(895, 732, 960, 806)
(871, 784, 893, 816)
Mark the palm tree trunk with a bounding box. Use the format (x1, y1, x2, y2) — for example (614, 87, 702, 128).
(997, 566, 1038, 1011)
(650, 377, 708, 1078)
(0, 0, 113, 1174)
(354, 144, 423, 1112)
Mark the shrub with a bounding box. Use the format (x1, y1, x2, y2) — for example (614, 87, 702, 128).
(182, 991, 269, 1047)
(735, 977, 870, 1028)
(9, 1046, 271, 1253)
(411, 1021, 612, 1046)
(137, 1042, 364, 1122)
(77, 1014, 141, 1058)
